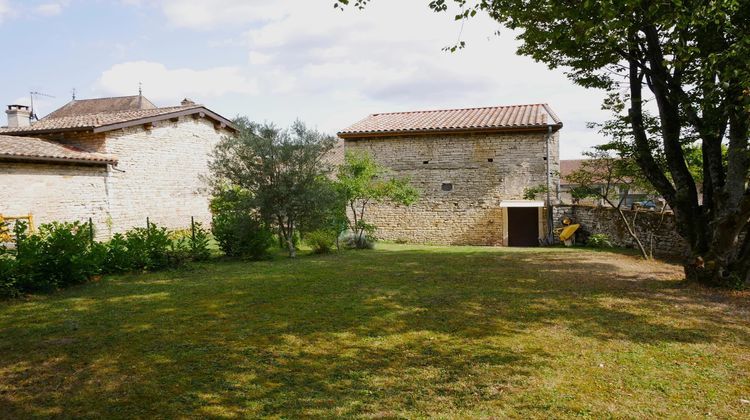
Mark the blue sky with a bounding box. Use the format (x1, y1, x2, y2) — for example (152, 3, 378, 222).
(0, 0, 612, 158)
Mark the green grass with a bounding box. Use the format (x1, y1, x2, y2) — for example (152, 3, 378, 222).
(1, 244, 749, 418)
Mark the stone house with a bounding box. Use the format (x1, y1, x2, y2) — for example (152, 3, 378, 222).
(0, 95, 235, 238)
(338, 104, 562, 246)
(559, 159, 655, 208)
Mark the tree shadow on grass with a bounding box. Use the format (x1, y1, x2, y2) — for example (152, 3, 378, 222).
(1, 247, 749, 417)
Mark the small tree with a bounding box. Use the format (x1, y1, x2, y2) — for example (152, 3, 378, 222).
(335, 151, 419, 248)
(207, 118, 338, 258)
(567, 149, 655, 259)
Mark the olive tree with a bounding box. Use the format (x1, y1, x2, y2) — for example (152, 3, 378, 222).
(207, 118, 338, 258)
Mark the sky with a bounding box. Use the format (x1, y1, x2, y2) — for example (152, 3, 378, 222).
(0, 0, 613, 158)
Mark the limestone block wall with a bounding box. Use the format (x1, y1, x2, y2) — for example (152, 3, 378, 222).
(345, 131, 560, 245)
(552, 204, 689, 256)
(3, 116, 232, 238)
(0, 162, 110, 238)
(100, 117, 230, 235)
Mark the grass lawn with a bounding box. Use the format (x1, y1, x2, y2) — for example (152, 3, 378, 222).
(1, 244, 749, 418)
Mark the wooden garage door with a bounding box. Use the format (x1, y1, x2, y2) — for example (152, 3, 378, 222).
(507, 207, 539, 247)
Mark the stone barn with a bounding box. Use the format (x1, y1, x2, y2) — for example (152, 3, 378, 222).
(0, 95, 235, 238)
(338, 104, 562, 246)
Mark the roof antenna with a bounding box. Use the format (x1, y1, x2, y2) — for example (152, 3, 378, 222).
(71, 88, 76, 101)
(138, 82, 142, 96)
(29, 91, 55, 122)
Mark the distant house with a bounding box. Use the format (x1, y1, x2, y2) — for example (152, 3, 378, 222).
(339, 104, 562, 247)
(559, 159, 652, 208)
(0, 95, 235, 238)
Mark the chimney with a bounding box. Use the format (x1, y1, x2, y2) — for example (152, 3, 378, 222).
(6, 105, 31, 128)
(181, 98, 196, 106)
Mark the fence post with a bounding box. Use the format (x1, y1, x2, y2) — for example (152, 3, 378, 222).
(89, 217, 94, 244)
(191, 216, 196, 243)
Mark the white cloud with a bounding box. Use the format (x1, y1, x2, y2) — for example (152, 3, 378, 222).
(0, 0, 13, 23)
(119, 0, 611, 157)
(95, 61, 259, 103)
(35, 2, 64, 16)
(157, 0, 288, 29)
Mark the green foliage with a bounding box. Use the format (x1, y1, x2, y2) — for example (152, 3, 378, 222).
(1, 219, 214, 298)
(0, 247, 18, 298)
(189, 222, 212, 261)
(110, 225, 173, 271)
(207, 118, 340, 258)
(335, 151, 419, 248)
(212, 211, 274, 259)
(305, 230, 337, 254)
(340, 0, 750, 285)
(9, 221, 100, 294)
(523, 184, 548, 200)
(587, 234, 613, 249)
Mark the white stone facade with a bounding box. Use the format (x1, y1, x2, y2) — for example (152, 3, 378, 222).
(0, 116, 232, 238)
(344, 131, 560, 245)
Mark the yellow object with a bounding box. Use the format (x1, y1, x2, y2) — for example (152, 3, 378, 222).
(0, 213, 35, 242)
(559, 223, 580, 241)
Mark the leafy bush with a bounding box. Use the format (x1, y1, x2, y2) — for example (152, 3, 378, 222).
(12, 221, 100, 293)
(305, 230, 337, 254)
(103, 224, 182, 272)
(1, 219, 215, 298)
(0, 247, 18, 298)
(212, 212, 274, 258)
(188, 222, 211, 261)
(340, 229, 375, 250)
(587, 233, 613, 248)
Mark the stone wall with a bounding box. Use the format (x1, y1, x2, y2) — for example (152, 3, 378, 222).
(552, 204, 688, 256)
(101, 117, 229, 235)
(1, 116, 231, 238)
(345, 131, 559, 245)
(0, 162, 110, 238)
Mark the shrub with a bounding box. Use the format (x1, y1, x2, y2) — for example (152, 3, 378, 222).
(0, 246, 18, 298)
(103, 233, 131, 273)
(212, 212, 274, 258)
(188, 222, 211, 261)
(13, 221, 100, 293)
(105, 224, 180, 271)
(305, 230, 337, 254)
(587, 233, 613, 248)
(2, 219, 212, 298)
(340, 230, 375, 250)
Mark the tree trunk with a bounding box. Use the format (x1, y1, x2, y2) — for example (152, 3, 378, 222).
(286, 221, 296, 258)
(685, 214, 749, 288)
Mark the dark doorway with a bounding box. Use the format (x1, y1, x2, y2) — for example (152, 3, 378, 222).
(507, 207, 539, 247)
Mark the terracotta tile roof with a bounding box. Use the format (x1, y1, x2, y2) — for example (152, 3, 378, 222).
(0, 134, 117, 165)
(338, 104, 562, 138)
(560, 159, 586, 182)
(46, 95, 156, 119)
(0, 105, 235, 135)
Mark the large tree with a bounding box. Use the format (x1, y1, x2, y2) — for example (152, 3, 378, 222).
(337, 0, 750, 287)
(207, 118, 338, 258)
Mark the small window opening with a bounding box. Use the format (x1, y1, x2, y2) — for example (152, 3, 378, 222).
(423, 160, 430, 164)
(441, 183, 453, 192)
(487, 158, 494, 162)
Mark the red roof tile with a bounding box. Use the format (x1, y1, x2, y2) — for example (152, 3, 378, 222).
(46, 95, 157, 119)
(0, 105, 235, 135)
(338, 104, 562, 138)
(0, 134, 117, 165)
(560, 159, 586, 181)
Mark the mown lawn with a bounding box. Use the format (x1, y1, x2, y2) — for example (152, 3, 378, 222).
(1, 244, 749, 418)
